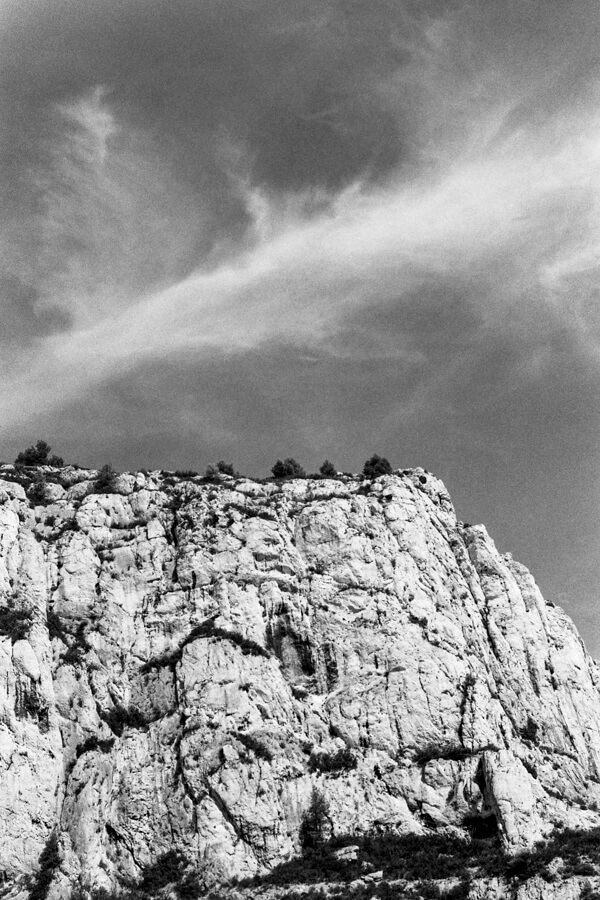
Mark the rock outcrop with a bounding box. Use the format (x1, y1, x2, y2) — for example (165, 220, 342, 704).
(0, 465, 599, 898)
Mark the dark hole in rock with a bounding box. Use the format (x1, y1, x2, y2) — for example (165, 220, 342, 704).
(463, 813, 499, 840)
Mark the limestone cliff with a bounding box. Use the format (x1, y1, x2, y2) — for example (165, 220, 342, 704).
(0, 465, 599, 899)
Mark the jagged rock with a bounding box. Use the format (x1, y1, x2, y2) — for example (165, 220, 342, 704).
(0, 468, 599, 898)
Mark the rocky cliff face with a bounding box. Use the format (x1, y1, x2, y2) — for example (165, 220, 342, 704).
(0, 465, 599, 898)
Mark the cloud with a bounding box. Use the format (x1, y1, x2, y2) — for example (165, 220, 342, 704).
(3, 0, 600, 354)
(2, 0, 600, 647)
(2, 84, 600, 428)
(0, 0, 434, 358)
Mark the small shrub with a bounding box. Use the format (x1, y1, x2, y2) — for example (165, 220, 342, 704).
(574, 862, 597, 876)
(138, 850, 187, 894)
(101, 704, 148, 736)
(15, 440, 63, 468)
(318, 460, 337, 478)
(94, 463, 119, 493)
(79, 736, 115, 757)
(199, 623, 270, 658)
(19, 684, 50, 730)
(174, 470, 199, 479)
(300, 788, 331, 850)
(47, 609, 67, 642)
(29, 475, 49, 504)
(362, 454, 392, 478)
(204, 460, 238, 480)
(520, 716, 539, 743)
(61, 519, 80, 533)
(0, 606, 31, 642)
(309, 747, 357, 773)
(236, 731, 274, 762)
(414, 742, 474, 765)
(271, 458, 306, 479)
(29, 832, 61, 900)
(50, 618, 88, 666)
(176, 871, 203, 899)
(61, 644, 87, 666)
(216, 460, 237, 476)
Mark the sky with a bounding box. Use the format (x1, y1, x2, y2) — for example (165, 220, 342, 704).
(1, 0, 599, 651)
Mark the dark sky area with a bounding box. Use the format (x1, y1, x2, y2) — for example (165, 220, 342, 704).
(1, 1, 599, 651)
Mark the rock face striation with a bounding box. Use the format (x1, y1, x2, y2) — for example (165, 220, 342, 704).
(0, 465, 599, 897)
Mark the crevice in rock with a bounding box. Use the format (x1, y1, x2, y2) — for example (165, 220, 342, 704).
(173, 731, 198, 833)
(457, 672, 476, 746)
(105, 822, 144, 874)
(205, 782, 250, 850)
(266, 617, 316, 679)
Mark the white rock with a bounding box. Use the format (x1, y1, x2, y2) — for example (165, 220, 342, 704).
(0, 472, 599, 895)
(12, 640, 41, 682)
(0, 479, 26, 500)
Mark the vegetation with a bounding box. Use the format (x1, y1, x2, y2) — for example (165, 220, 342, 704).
(271, 458, 306, 479)
(48, 613, 89, 666)
(236, 823, 600, 894)
(300, 788, 332, 850)
(235, 731, 274, 762)
(520, 716, 539, 743)
(18, 682, 50, 730)
(0, 606, 31, 642)
(76, 735, 115, 759)
(94, 463, 119, 493)
(362, 454, 392, 478)
(222, 499, 276, 521)
(2, 449, 411, 484)
(70, 850, 200, 900)
(100, 704, 150, 736)
(136, 850, 189, 896)
(188, 620, 270, 658)
(141, 619, 270, 674)
(309, 747, 357, 773)
(205, 460, 238, 479)
(216, 460, 237, 477)
(14, 440, 64, 467)
(29, 832, 60, 900)
(413, 742, 498, 765)
(29, 473, 50, 504)
(319, 460, 337, 477)
(28, 823, 600, 898)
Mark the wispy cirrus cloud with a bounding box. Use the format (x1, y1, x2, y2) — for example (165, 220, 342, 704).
(1, 0, 600, 647)
(2, 86, 600, 423)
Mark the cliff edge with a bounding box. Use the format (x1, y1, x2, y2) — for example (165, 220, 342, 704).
(0, 466, 599, 899)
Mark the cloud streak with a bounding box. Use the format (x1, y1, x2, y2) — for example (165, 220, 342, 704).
(3, 91, 600, 423)
(1, 0, 600, 648)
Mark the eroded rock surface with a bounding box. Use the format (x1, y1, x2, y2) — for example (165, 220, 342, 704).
(0, 465, 599, 897)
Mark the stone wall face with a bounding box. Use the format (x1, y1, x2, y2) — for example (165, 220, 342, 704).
(0, 468, 599, 895)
